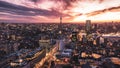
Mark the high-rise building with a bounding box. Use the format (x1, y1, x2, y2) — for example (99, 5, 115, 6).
(92, 24, 98, 33)
(59, 40, 64, 51)
(85, 20, 92, 34)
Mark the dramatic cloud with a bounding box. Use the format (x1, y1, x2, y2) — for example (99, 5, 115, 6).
(0, 0, 68, 17)
(0, 0, 120, 23)
(86, 6, 120, 17)
(53, 0, 78, 9)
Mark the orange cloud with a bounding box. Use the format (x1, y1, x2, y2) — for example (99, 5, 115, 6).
(86, 6, 120, 17)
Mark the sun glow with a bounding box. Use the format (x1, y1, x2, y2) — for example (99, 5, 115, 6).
(72, 12, 120, 23)
(73, 15, 88, 22)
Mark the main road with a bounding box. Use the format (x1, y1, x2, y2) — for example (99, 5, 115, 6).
(34, 40, 59, 68)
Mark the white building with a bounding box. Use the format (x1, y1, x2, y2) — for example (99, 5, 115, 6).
(58, 39, 65, 51)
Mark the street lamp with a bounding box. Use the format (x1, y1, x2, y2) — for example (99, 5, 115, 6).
(19, 59, 23, 66)
(19, 59, 23, 63)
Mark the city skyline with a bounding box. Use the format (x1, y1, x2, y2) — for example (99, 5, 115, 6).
(0, 0, 120, 23)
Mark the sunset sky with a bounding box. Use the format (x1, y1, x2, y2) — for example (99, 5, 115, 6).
(0, 0, 120, 23)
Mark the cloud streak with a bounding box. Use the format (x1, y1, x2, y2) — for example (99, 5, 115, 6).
(86, 6, 120, 17)
(0, 0, 68, 17)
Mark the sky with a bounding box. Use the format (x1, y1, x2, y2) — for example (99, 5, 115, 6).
(0, 0, 120, 23)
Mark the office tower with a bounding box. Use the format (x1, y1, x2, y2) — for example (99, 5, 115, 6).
(85, 20, 92, 34)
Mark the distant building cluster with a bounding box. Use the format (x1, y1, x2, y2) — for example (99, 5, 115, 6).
(0, 22, 120, 55)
